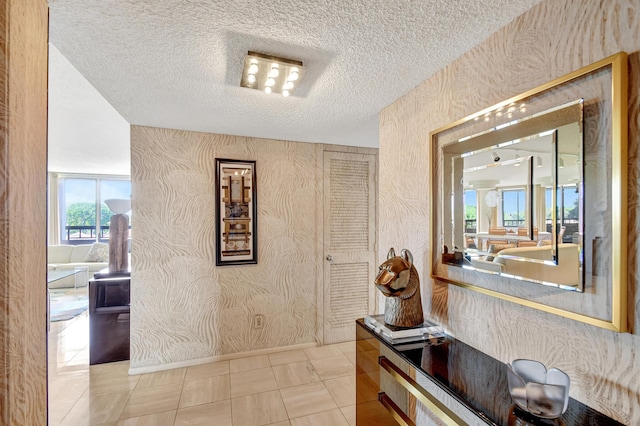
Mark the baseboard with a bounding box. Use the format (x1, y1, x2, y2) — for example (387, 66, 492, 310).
(127, 341, 319, 375)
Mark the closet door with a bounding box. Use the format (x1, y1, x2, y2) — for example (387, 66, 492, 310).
(323, 151, 377, 344)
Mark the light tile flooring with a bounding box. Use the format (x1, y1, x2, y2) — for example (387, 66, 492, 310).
(48, 313, 357, 426)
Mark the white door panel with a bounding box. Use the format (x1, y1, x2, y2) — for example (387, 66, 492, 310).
(323, 151, 376, 344)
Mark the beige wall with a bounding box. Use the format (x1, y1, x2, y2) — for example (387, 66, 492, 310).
(130, 125, 376, 370)
(379, 0, 639, 424)
(0, 0, 48, 424)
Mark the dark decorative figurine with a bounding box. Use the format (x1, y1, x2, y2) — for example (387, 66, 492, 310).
(374, 248, 424, 328)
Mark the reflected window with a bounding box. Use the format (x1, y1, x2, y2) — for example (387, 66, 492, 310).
(502, 189, 525, 227)
(545, 185, 578, 241)
(545, 188, 553, 221)
(464, 189, 477, 233)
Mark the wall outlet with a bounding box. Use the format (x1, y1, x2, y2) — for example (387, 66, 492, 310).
(253, 314, 265, 329)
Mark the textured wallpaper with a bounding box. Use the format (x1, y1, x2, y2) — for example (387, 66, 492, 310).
(130, 126, 377, 370)
(379, 0, 639, 424)
(0, 0, 49, 424)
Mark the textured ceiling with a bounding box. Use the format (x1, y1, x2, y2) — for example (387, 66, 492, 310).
(48, 0, 542, 156)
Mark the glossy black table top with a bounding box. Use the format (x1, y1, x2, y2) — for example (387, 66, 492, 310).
(356, 319, 622, 426)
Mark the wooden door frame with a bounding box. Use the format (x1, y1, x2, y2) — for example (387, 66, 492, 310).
(0, 0, 49, 424)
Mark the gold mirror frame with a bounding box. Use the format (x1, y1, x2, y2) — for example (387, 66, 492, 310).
(430, 52, 628, 332)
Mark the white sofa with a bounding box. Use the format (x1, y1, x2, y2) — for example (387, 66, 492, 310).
(470, 243, 580, 286)
(48, 244, 109, 288)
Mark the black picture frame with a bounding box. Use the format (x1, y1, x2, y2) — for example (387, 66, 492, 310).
(215, 158, 257, 266)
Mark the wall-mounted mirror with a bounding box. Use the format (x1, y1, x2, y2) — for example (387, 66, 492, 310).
(443, 100, 584, 290)
(431, 52, 628, 332)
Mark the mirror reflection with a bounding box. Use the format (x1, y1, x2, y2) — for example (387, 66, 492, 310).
(443, 100, 584, 290)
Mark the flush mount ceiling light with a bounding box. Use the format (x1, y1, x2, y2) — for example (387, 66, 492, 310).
(240, 51, 305, 97)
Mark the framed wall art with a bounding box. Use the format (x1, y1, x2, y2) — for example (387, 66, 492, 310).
(215, 158, 257, 266)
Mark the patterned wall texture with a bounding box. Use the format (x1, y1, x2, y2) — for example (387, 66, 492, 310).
(379, 1, 639, 424)
(0, 0, 48, 424)
(130, 126, 377, 370)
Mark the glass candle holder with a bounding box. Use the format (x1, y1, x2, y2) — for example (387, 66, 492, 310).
(507, 359, 570, 419)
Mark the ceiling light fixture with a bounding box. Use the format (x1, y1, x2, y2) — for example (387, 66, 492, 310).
(240, 51, 305, 97)
(268, 64, 279, 78)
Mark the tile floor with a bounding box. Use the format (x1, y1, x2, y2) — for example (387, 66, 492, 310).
(48, 313, 357, 426)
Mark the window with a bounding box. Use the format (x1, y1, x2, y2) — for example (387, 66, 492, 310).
(502, 189, 525, 227)
(59, 176, 131, 244)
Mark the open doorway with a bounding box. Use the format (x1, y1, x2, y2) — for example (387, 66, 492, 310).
(47, 176, 131, 335)
(47, 43, 131, 423)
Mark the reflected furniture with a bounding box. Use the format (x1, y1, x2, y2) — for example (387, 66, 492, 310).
(470, 243, 580, 286)
(356, 318, 621, 425)
(516, 227, 539, 247)
(89, 269, 130, 365)
(486, 227, 508, 247)
(465, 231, 550, 251)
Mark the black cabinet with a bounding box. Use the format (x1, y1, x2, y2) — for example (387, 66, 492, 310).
(89, 271, 130, 365)
(355, 319, 623, 425)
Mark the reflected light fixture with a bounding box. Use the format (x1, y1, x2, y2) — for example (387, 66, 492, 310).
(240, 51, 305, 97)
(536, 156, 543, 168)
(473, 102, 527, 122)
(514, 153, 521, 166)
(558, 156, 565, 168)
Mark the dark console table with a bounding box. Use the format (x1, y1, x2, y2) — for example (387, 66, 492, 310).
(355, 318, 622, 425)
(89, 269, 130, 365)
